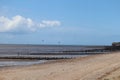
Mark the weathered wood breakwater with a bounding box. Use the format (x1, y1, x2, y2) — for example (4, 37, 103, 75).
(0, 55, 71, 60)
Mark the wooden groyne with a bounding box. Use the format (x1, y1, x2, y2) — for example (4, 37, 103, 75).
(0, 56, 71, 60)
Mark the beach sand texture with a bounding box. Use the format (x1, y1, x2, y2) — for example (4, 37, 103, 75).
(0, 52, 120, 80)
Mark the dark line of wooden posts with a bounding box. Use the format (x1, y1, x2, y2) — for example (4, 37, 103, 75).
(0, 56, 71, 60)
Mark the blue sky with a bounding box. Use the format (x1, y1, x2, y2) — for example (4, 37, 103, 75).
(0, 0, 120, 45)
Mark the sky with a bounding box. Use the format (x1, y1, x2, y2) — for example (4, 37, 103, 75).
(0, 0, 120, 45)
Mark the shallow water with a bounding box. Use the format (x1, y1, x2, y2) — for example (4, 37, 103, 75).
(0, 55, 87, 67)
(0, 60, 48, 67)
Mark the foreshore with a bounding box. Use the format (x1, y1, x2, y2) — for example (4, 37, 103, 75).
(0, 52, 120, 80)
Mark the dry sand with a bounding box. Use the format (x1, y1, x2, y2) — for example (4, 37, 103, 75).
(0, 52, 120, 80)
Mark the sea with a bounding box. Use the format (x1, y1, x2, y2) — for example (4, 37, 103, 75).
(0, 44, 106, 67)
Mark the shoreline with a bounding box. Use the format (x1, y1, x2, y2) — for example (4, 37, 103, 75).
(0, 52, 120, 80)
(0, 54, 89, 68)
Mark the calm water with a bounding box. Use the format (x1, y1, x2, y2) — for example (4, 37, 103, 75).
(0, 55, 87, 67)
(0, 44, 104, 67)
(0, 60, 48, 67)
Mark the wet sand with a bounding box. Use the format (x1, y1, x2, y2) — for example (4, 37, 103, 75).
(0, 52, 120, 80)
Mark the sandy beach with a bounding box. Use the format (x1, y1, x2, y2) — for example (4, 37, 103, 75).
(0, 52, 120, 80)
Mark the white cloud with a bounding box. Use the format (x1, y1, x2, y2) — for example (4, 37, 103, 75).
(0, 15, 61, 33)
(39, 20, 61, 27)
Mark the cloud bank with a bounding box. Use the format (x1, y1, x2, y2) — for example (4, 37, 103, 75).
(0, 15, 61, 33)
